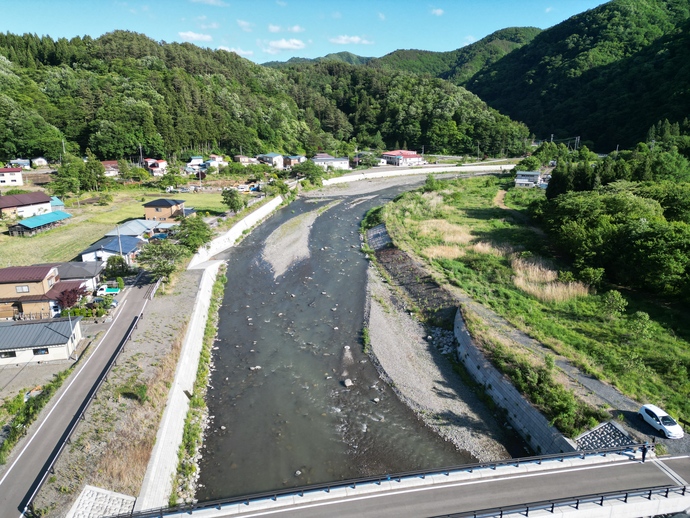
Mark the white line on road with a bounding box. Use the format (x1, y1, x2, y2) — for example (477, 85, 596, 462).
(0, 300, 129, 502)
(190, 456, 678, 518)
(652, 459, 688, 486)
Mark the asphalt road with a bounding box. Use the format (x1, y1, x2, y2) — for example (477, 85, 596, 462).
(0, 279, 152, 518)
(190, 456, 690, 518)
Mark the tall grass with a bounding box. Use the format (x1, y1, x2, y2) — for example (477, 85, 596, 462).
(511, 256, 589, 303)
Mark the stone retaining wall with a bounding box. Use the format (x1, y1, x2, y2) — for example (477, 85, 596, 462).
(454, 309, 575, 454)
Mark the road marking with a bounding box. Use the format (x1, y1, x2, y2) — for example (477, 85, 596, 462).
(0, 300, 129, 491)
(652, 459, 688, 486)
(196, 457, 676, 518)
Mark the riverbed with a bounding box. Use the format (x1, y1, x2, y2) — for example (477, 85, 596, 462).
(196, 182, 512, 500)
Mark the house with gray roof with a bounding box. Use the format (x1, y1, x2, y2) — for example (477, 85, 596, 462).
(80, 236, 143, 265)
(0, 317, 82, 365)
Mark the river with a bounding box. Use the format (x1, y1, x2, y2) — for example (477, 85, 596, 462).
(196, 184, 487, 500)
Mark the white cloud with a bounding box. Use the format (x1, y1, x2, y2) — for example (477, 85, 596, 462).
(463, 35, 476, 46)
(276, 0, 287, 5)
(260, 38, 306, 54)
(287, 25, 304, 32)
(190, 0, 227, 6)
(179, 31, 213, 42)
(378, 12, 386, 21)
(201, 22, 220, 29)
(237, 19, 254, 32)
(431, 8, 444, 16)
(329, 35, 373, 45)
(269, 24, 281, 32)
(219, 46, 254, 56)
(545, 6, 553, 13)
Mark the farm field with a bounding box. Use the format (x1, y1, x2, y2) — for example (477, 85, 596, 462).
(0, 189, 225, 267)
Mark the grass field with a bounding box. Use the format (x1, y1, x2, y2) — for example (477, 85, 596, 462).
(0, 188, 225, 266)
(382, 175, 690, 423)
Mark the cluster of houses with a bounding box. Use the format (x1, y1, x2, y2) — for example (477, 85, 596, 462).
(0, 196, 194, 365)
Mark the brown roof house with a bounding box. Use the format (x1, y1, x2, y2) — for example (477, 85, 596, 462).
(0, 192, 52, 218)
(0, 265, 86, 320)
(143, 199, 195, 221)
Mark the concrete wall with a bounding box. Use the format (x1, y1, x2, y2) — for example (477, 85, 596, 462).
(323, 164, 515, 185)
(187, 195, 283, 269)
(454, 309, 575, 454)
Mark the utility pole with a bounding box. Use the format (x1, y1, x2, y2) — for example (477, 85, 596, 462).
(550, 134, 553, 143)
(139, 144, 143, 167)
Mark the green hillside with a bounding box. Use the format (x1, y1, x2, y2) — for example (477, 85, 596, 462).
(263, 51, 373, 69)
(369, 27, 541, 85)
(0, 31, 527, 161)
(466, 0, 690, 151)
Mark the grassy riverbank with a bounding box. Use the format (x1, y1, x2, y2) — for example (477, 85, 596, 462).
(381, 175, 690, 427)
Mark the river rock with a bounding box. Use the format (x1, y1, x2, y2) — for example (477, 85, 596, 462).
(344, 379, 353, 388)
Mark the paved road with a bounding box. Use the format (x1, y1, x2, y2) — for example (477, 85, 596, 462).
(0, 279, 152, 518)
(172, 455, 690, 518)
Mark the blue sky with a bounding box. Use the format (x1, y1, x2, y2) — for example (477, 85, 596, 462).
(0, 0, 608, 63)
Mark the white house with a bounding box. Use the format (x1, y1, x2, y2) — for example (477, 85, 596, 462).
(514, 171, 542, 188)
(0, 317, 83, 365)
(0, 167, 24, 187)
(257, 153, 284, 169)
(381, 150, 424, 167)
(0, 192, 51, 218)
(311, 156, 350, 171)
(31, 157, 48, 167)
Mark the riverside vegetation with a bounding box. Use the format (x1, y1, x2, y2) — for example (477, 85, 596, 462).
(380, 174, 690, 435)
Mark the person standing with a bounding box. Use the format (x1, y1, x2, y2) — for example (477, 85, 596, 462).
(641, 443, 648, 463)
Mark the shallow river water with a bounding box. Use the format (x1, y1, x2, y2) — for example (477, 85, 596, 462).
(197, 186, 479, 500)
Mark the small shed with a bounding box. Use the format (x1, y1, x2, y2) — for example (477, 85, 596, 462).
(8, 210, 72, 237)
(0, 317, 82, 365)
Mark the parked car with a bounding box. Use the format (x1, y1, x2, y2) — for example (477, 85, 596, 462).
(638, 404, 684, 439)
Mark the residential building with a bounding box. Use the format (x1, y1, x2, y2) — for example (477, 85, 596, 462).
(233, 155, 260, 166)
(0, 265, 86, 320)
(9, 158, 30, 170)
(257, 153, 284, 169)
(104, 219, 160, 240)
(284, 155, 306, 168)
(80, 235, 143, 265)
(145, 158, 168, 175)
(0, 192, 52, 218)
(101, 160, 120, 177)
(7, 211, 72, 237)
(188, 156, 204, 166)
(311, 155, 350, 171)
(143, 198, 187, 221)
(514, 171, 542, 188)
(0, 167, 24, 187)
(50, 262, 106, 292)
(0, 317, 83, 365)
(381, 150, 424, 167)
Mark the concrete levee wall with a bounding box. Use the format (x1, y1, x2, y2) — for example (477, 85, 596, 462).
(187, 195, 284, 269)
(323, 164, 514, 185)
(454, 309, 575, 454)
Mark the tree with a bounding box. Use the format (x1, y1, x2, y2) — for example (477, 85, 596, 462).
(601, 290, 627, 319)
(292, 160, 324, 186)
(52, 153, 84, 197)
(137, 240, 185, 280)
(175, 216, 213, 254)
(222, 188, 247, 213)
(104, 254, 130, 278)
(82, 149, 107, 191)
(159, 171, 182, 189)
(56, 286, 87, 310)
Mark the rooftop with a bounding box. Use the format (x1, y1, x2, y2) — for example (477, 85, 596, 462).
(0, 317, 83, 350)
(105, 219, 158, 237)
(81, 235, 143, 255)
(142, 199, 185, 208)
(11, 210, 71, 230)
(0, 192, 52, 210)
(0, 265, 56, 284)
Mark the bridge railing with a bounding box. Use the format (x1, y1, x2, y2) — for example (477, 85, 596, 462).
(105, 444, 645, 518)
(432, 484, 688, 518)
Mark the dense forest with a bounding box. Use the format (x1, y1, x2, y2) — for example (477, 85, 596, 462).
(0, 30, 528, 163)
(466, 0, 690, 151)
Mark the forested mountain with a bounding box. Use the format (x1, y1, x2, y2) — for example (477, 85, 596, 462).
(368, 27, 541, 85)
(0, 31, 529, 162)
(466, 0, 690, 151)
(263, 51, 373, 69)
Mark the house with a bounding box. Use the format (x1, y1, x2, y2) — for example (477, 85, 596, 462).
(143, 199, 188, 221)
(381, 150, 424, 167)
(0, 167, 24, 187)
(0, 317, 83, 365)
(514, 171, 542, 188)
(80, 235, 143, 265)
(256, 153, 284, 169)
(9, 158, 31, 170)
(101, 161, 120, 177)
(311, 155, 350, 171)
(0, 265, 86, 320)
(7, 210, 72, 237)
(188, 156, 204, 166)
(49, 261, 106, 292)
(233, 155, 260, 166)
(104, 219, 160, 240)
(145, 159, 168, 175)
(284, 155, 306, 168)
(31, 157, 48, 167)
(0, 192, 52, 218)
